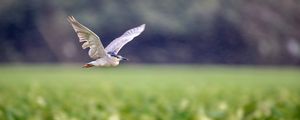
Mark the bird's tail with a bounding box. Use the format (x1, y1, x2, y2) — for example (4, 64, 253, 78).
(82, 63, 94, 68)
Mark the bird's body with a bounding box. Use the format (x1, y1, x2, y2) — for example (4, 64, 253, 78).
(67, 16, 145, 68)
(90, 55, 120, 67)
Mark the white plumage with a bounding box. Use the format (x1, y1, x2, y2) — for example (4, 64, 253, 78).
(67, 16, 145, 68)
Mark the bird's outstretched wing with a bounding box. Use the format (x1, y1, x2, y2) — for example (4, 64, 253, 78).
(105, 24, 145, 54)
(67, 16, 106, 59)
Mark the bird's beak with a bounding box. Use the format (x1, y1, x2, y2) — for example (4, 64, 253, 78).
(121, 57, 129, 61)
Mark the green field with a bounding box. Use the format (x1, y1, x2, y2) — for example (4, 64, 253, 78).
(0, 65, 299, 120)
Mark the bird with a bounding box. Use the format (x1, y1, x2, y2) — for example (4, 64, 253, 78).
(67, 16, 145, 68)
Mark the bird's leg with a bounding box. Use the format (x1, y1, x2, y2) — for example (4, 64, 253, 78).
(82, 63, 94, 68)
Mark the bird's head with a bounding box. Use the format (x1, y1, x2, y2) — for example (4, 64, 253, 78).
(108, 52, 128, 61)
(120, 55, 128, 61)
(115, 55, 128, 61)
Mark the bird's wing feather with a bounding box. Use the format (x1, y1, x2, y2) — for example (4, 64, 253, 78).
(67, 16, 106, 59)
(105, 24, 145, 54)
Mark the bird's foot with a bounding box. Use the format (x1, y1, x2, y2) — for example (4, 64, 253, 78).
(82, 64, 94, 68)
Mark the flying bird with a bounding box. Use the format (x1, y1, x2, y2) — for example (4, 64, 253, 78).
(67, 16, 145, 68)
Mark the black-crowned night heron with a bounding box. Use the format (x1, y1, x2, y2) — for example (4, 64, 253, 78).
(68, 16, 145, 68)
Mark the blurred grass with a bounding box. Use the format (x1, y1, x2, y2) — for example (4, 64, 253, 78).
(0, 65, 299, 120)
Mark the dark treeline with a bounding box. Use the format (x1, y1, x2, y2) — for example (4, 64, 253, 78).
(0, 0, 299, 65)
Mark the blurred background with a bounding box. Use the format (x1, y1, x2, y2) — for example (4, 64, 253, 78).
(1, 0, 300, 65)
(1, 1, 300, 119)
